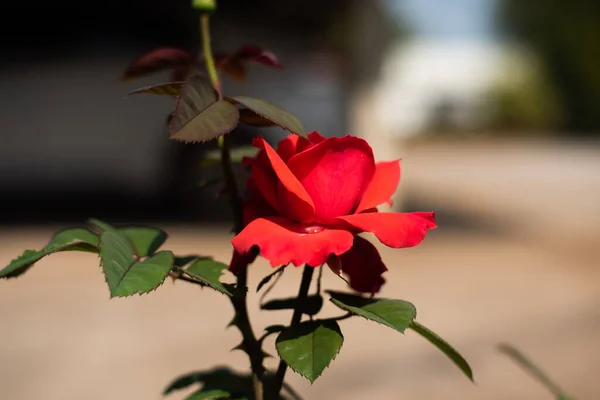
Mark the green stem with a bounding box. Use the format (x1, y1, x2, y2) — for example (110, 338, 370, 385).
(200, 13, 221, 95)
(198, 11, 263, 399)
(271, 266, 315, 398)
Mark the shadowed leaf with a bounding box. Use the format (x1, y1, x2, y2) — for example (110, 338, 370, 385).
(122, 48, 193, 81)
(118, 226, 167, 257)
(328, 291, 416, 333)
(174, 255, 210, 268)
(0, 228, 99, 279)
(164, 367, 250, 398)
(184, 259, 235, 296)
(262, 295, 323, 316)
(184, 389, 230, 400)
(170, 76, 240, 142)
(410, 321, 473, 381)
(164, 367, 297, 400)
(128, 81, 185, 96)
(276, 320, 343, 383)
(226, 96, 305, 136)
(239, 108, 278, 127)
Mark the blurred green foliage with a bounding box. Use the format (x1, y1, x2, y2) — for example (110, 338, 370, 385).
(497, 0, 600, 135)
(484, 48, 564, 134)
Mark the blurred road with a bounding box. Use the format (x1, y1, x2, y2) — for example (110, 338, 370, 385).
(1, 139, 599, 400)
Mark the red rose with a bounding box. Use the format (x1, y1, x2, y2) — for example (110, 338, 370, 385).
(230, 132, 436, 293)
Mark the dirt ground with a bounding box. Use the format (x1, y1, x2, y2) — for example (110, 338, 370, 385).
(1, 139, 599, 400)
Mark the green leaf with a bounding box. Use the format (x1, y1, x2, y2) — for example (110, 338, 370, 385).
(184, 259, 235, 296)
(112, 251, 174, 297)
(170, 76, 240, 143)
(97, 223, 173, 297)
(328, 291, 416, 333)
(262, 295, 323, 316)
(498, 343, 574, 399)
(226, 96, 305, 136)
(185, 389, 231, 400)
(276, 320, 343, 383)
(52, 228, 99, 248)
(174, 255, 209, 268)
(410, 321, 473, 381)
(88, 218, 116, 232)
(118, 226, 167, 257)
(0, 227, 99, 279)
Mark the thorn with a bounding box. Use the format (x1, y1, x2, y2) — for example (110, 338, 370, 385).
(168, 270, 181, 283)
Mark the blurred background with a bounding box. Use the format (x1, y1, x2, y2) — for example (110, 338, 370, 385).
(1, 0, 599, 399)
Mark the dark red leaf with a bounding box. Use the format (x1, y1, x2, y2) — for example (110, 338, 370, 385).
(122, 48, 194, 81)
(215, 44, 283, 82)
(234, 44, 283, 69)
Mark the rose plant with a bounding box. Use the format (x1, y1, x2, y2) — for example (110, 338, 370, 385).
(0, 1, 472, 399)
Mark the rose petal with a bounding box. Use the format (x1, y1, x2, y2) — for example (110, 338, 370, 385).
(336, 212, 437, 248)
(231, 217, 354, 267)
(355, 160, 401, 213)
(287, 135, 376, 221)
(337, 236, 387, 294)
(247, 154, 280, 212)
(253, 137, 315, 222)
(307, 131, 327, 144)
(277, 134, 312, 162)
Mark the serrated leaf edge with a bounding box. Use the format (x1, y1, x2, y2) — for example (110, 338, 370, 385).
(275, 321, 344, 384)
(0, 240, 99, 279)
(103, 251, 175, 299)
(225, 96, 306, 136)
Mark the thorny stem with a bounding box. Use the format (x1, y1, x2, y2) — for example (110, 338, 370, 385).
(199, 11, 264, 399)
(271, 266, 315, 398)
(230, 267, 265, 399)
(219, 135, 244, 233)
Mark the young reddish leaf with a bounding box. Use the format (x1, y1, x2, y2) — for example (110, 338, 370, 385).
(226, 96, 305, 136)
(169, 76, 240, 143)
(234, 44, 283, 68)
(128, 82, 185, 97)
(215, 44, 283, 82)
(215, 53, 247, 81)
(122, 48, 193, 81)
